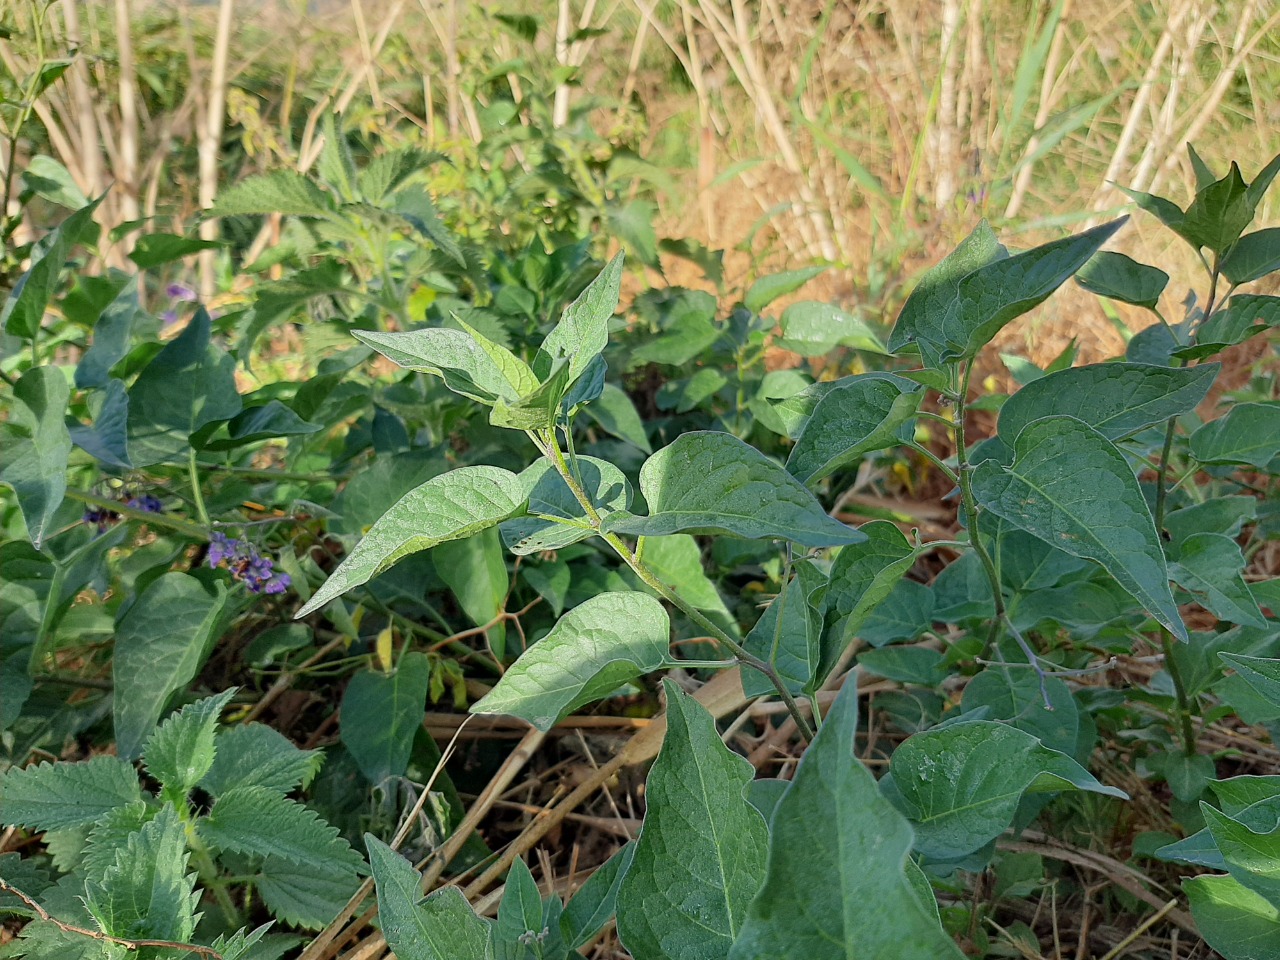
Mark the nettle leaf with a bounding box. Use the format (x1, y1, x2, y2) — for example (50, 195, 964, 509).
(819, 520, 918, 677)
(201, 785, 363, 871)
(997, 362, 1217, 442)
(1170, 533, 1266, 628)
(561, 842, 636, 950)
(0, 366, 72, 547)
(1190, 403, 1280, 469)
(889, 721, 1126, 860)
(1075, 250, 1169, 309)
(80, 802, 152, 880)
(776, 301, 887, 356)
(114, 573, 230, 760)
(500, 457, 630, 555)
(340, 651, 431, 786)
(785, 373, 923, 485)
(126, 306, 244, 466)
(366, 835, 490, 960)
(1179, 295, 1280, 361)
(888, 220, 1007, 357)
(744, 265, 826, 313)
(617, 681, 768, 960)
(143, 688, 237, 797)
(200, 723, 323, 797)
(916, 219, 1125, 367)
(1220, 654, 1280, 712)
(1185, 873, 1280, 960)
(355, 327, 521, 405)
(728, 680, 964, 960)
(971, 416, 1186, 641)
(258, 855, 362, 930)
(603, 431, 865, 548)
(209, 169, 337, 218)
(536, 251, 623, 386)
(297, 465, 525, 616)
(1223, 227, 1280, 285)
(741, 560, 826, 698)
(84, 805, 199, 944)
(1, 194, 104, 340)
(471, 593, 670, 732)
(0, 756, 141, 831)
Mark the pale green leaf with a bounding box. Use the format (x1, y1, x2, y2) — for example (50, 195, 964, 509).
(366, 835, 490, 960)
(728, 680, 964, 960)
(640, 533, 737, 639)
(998, 362, 1216, 443)
(1184, 873, 1280, 960)
(537, 252, 624, 388)
(1190, 403, 1280, 469)
(1180, 296, 1280, 361)
(200, 723, 324, 797)
(1202, 803, 1280, 904)
(584, 382, 651, 452)
(0, 366, 72, 547)
(434, 527, 508, 640)
(143, 688, 237, 797)
(297, 465, 525, 616)
(889, 721, 1126, 860)
(971, 416, 1185, 641)
(0, 756, 141, 831)
(785, 373, 922, 484)
(355, 328, 522, 405)
(617, 681, 768, 960)
(744, 266, 826, 313)
(1220, 654, 1280, 712)
(604, 431, 865, 548)
(471, 593, 670, 731)
(776, 301, 887, 356)
(340, 652, 432, 785)
(113, 574, 230, 760)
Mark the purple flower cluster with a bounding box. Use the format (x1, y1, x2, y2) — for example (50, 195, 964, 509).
(83, 506, 120, 533)
(207, 532, 291, 595)
(162, 282, 198, 326)
(126, 494, 164, 513)
(82, 492, 165, 532)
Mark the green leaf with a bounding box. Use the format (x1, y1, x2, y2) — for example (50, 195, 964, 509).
(1214, 778, 1280, 816)
(819, 520, 918, 676)
(584, 382, 651, 452)
(143, 688, 237, 797)
(997, 361, 1217, 442)
(971, 416, 1186, 641)
(1180, 162, 1253, 256)
(1190, 403, 1280, 469)
(83, 805, 199, 944)
(434, 527, 508, 640)
(1188, 144, 1218, 191)
(741, 560, 825, 697)
(640, 533, 738, 639)
(888, 220, 1007, 357)
(889, 721, 1127, 860)
(297, 465, 525, 616)
(495, 858, 545, 950)
(366, 835, 490, 960)
(201, 401, 322, 450)
(1074, 250, 1169, 309)
(258, 855, 362, 930)
(728, 679, 965, 960)
(744, 266, 827, 313)
(914, 218, 1126, 367)
(604, 431, 865, 548)
(776, 301, 887, 356)
(1119, 185, 1188, 236)
(75, 277, 144, 389)
(22, 154, 89, 209)
(355, 327, 520, 405)
(200, 723, 324, 797)
(456, 317, 540, 398)
(471, 593, 670, 732)
(1170, 533, 1266, 628)
(127, 233, 223, 269)
(340, 652, 432, 785)
(1222, 228, 1280, 285)
(536, 252, 623, 387)
(126, 306, 243, 465)
(1220, 654, 1280, 712)
(609, 201, 659, 268)
(113, 573, 230, 760)
(1184, 873, 1280, 960)
(499, 457, 630, 555)
(1180, 295, 1280, 360)
(617, 681, 768, 960)
(201, 785, 363, 870)
(0, 756, 141, 831)
(785, 373, 922, 485)
(561, 842, 636, 950)
(0, 366, 72, 547)
(210, 170, 337, 218)
(961, 670, 1080, 758)
(1, 195, 105, 339)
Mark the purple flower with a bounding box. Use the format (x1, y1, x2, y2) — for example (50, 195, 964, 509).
(82, 506, 120, 533)
(126, 494, 164, 514)
(161, 309, 180, 327)
(206, 532, 291, 596)
(207, 531, 235, 567)
(166, 283, 197, 302)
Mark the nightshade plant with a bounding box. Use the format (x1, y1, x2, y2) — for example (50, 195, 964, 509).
(3, 137, 1280, 960)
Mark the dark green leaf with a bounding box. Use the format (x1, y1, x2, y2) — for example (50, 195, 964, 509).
(0, 756, 141, 831)
(201, 723, 323, 797)
(561, 842, 636, 950)
(201, 785, 363, 870)
(127, 233, 223, 269)
(340, 652, 432, 785)
(617, 681, 768, 960)
(499, 457, 629, 555)
(972, 416, 1185, 641)
(604, 431, 865, 548)
(1, 195, 105, 339)
(0, 366, 72, 547)
(75, 277, 143, 389)
(1075, 251, 1169, 309)
(1180, 162, 1253, 255)
(1170, 533, 1266, 628)
(143, 688, 237, 797)
(744, 266, 826, 313)
(1176, 295, 1280, 361)
(740, 560, 826, 697)
(583, 383, 651, 452)
(1220, 654, 1280, 712)
(1222, 228, 1280, 285)
(1190, 403, 1280, 468)
(201, 401, 322, 450)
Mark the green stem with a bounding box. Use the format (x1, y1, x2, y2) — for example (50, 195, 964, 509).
(187, 448, 211, 527)
(1162, 630, 1197, 755)
(186, 830, 240, 928)
(906, 440, 958, 485)
(532, 428, 816, 741)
